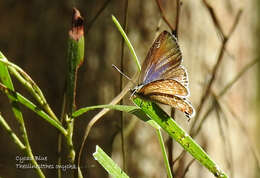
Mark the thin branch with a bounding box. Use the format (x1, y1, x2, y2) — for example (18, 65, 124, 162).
(189, 9, 243, 133)
(77, 75, 137, 173)
(86, 0, 113, 33)
(174, 0, 182, 37)
(173, 57, 259, 169)
(202, 0, 225, 40)
(213, 95, 234, 178)
(0, 113, 25, 150)
(181, 158, 195, 178)
(226, 101, 260, 172)
(155, 0, 175, 32)
(119, 0, 129, 171)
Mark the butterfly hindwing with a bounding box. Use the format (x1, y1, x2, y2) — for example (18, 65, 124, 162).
(148, 93, 195, 118)
(138, 79, 189, 97)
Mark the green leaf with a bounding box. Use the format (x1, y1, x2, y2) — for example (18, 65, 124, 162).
(93, 145, 129, 178)
(0, 83, 67, 136)
(73, 104, 150, 121)
(0, 51, 45, 178)
(132, 97, 228, 178)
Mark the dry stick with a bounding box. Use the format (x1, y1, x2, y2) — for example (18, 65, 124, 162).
(86, 0, 113, 33)
(194, 58, 259, 137)
(119, 0, 129, 171)
(77, 73, 138, 173)
(180, 58, 259, 177)
(225, 100, 260, 172)
(189, 9, 242, 134)
(202, 0, 225, 40)
(174, 0, 182, 37)
(173, 7, 243, 171)
(181, 158, 195, 178)
(155, 0, 175, 32)
(213, 95, 234, 178)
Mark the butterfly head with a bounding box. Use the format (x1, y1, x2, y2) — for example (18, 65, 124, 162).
(130, 84, 144, 99)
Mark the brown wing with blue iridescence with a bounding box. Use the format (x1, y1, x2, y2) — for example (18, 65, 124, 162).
(136, 31, 195, 118)
(139, 31, 183, 85)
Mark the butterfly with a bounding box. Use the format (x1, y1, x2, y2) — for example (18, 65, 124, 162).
(132, 31, 195, 119)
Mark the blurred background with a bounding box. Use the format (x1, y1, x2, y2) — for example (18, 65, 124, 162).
(0, 0, 259, 178)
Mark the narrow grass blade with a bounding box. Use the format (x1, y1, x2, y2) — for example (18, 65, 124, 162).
(0, 51, 45, 178)
(112, 15, 141, 71)
(0, 83, 67, 135)
(0, 56, 59, 122)
(93, 145, 129, 178)
(73, 104, 150, 122)
(132, 97, 228, 178)
(0, 114, 25, 150)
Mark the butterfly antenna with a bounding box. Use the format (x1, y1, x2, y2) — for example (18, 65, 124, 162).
(112, 64, 134, 83)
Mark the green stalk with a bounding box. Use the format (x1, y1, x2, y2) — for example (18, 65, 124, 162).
(0, 83, 67, 135)
(0, 52, 45, 178)
(63, 8, 84, 164)
(148, 120, 173, 178)
(133, 97, 228, 178)
(0, 57, 59, 122)
(156, 128, 173, 178)
(0, 114, 25, 150)
(112, 15, 141, 71)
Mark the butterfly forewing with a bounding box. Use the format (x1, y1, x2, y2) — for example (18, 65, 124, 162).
(134, 31, 195, 118)
(140, 31, 182, 85)
(138, 79, 189, 97)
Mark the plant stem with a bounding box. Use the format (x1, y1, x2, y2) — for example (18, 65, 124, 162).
(0, 52, 45, 177)
(0, 114, 25, 150)
(112, 15, 141, 71)
(58, 9, 84, 176)
(156, 128, 173, 178)
(0, 57, 59, 123)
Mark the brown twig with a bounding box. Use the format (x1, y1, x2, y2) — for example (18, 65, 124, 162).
(155, 0, 175, 32)
(173, 57, 258, 175)
(214, 95, 234, 178)
(167, 137, 174, 177)
(174, 0, 182, 38)
(189, 8, 242, 134)
(179, 3, 242, 177)
(226, 100, 260, 172)
(181, 158, 195, 178)
(86, 0, 113, 33)
(202, 0, 225, 40)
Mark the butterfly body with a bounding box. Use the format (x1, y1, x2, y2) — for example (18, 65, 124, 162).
(132, 31, 195, 119)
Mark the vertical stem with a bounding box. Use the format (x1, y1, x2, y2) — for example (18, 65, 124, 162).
(119, 0, 129, 171)
(58, 8, 84, 177)
(156, 128, 173, 178)
(65, 8, 84, 163)
(255, 0, 260, 177)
